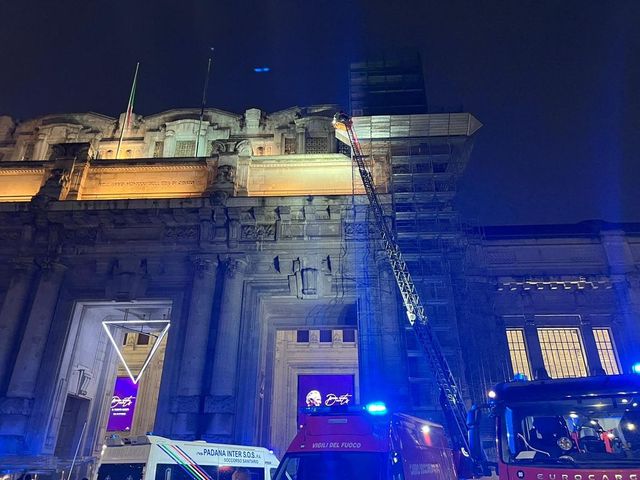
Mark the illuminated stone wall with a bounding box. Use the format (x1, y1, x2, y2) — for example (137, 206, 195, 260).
(0, 106, 378, 201)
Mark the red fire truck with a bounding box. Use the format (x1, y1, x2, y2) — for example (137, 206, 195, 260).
(274, 402, 458, 480)
(468, 373, 640, 479)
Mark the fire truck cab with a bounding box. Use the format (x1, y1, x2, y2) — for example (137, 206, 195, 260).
(273, 403, 457, 480)
(468, 374, 640, 480)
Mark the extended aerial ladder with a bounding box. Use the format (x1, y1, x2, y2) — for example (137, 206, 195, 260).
(332, 112, 472, 462)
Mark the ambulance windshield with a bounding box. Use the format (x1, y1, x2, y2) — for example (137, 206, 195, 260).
(274, 452, 386, 480)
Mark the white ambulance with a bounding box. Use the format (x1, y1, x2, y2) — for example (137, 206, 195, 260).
(95, 435, 279, 480)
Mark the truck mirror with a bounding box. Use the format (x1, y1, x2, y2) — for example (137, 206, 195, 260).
(467, 405, 483, 457)
(467, 404, 491, 476)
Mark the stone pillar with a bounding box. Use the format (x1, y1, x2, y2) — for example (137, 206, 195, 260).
(172, 255, 218, 438)
(358, 252, 385, 403)
(376, 259, 409, 406)
(0, 259, 37, 393)
(6, 262, 66, 398)
(0, 261, 65, 446)
(523, 315, 546, 378)
(579, 316, 604, 374)
(205, 257, 248, 441)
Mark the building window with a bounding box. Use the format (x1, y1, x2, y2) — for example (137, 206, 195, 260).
(22, 143, 35, 160)
(175, 140, 196, 157)
(136, 333, 150, 345)
(305, 136, 329, 154)
(342, 329, 356, 343)
(319, 330, 332, 343)
(153, 141, 164, 158)
(284, 137, 297, 154)
(537, 328, 588, 378)
(505, 329, 532, 379)
(593, 328, 620, 375)
(296, 330, 309, 343)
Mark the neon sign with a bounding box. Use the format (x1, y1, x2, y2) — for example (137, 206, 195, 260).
(298, 374, 355, 425)
(107, 377, 138, 431)
(102, 319, 170, 384)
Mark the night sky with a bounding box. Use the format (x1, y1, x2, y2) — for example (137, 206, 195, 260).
(1, 1, 638, 226)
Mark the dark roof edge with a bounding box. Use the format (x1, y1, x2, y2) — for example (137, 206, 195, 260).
(466, 219, 640, 239)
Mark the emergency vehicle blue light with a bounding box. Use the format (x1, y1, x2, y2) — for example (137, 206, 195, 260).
(254, 67, 271, 73)
(365, 402, 388, 415)
(513, 373, 528, 381)
(632, 363, 640, 375)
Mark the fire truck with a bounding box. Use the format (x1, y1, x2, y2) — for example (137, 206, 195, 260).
(274, 403, 457, 480)
(468, 373, 640, 479)
(323, 112, 640, 478)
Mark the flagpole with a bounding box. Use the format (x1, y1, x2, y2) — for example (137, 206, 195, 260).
(115, 62, 140, 159)
(195, 49, 214, 158)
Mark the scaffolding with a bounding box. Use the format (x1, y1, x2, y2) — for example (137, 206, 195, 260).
(336, 113, 482, 420)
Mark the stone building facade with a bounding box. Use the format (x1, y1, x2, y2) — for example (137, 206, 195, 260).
(0, 105, 638, 475)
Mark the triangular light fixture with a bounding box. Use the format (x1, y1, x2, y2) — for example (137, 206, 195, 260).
(102, 319, 170, 384)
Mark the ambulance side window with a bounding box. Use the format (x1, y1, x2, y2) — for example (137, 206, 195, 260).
(155, 465, 217, 480)
(219, 466, 264, 480)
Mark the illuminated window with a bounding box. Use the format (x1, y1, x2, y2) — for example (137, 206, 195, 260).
(175, 140, 195, 157)
(538, 328, 588, 378)
(153, 141, 164, 158)
(593, 328, 620, 375)
(505, 329, 532, 379)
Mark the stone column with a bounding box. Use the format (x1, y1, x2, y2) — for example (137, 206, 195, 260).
(523, 315, 546, 378)
(578, 315, 604, 374)
(205, 257, 248, 441)
(0, 259, 37, 393)
(6, 262, 66, 398)
(172, 255, 218, 438)
(0, 261, 65, 445)
(358, 252, 386, 402)
(376, 258, 409, 405)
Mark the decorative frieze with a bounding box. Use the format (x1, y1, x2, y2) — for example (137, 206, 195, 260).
(164, 225, 199, 242)
(240, 224, 275, 241)
(204, 395, 235, 414)
(170, 395, 201, 414)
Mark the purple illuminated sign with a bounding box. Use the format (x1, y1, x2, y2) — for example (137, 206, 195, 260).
(107, 376, 138, 431)
(297, 374, 355, 426)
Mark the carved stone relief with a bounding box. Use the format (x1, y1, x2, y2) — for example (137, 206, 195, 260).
(240, 224, 275, 241)
(216, 164, 236, 183)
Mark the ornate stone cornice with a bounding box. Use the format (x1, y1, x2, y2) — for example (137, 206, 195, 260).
(89, 164, 207, 173)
